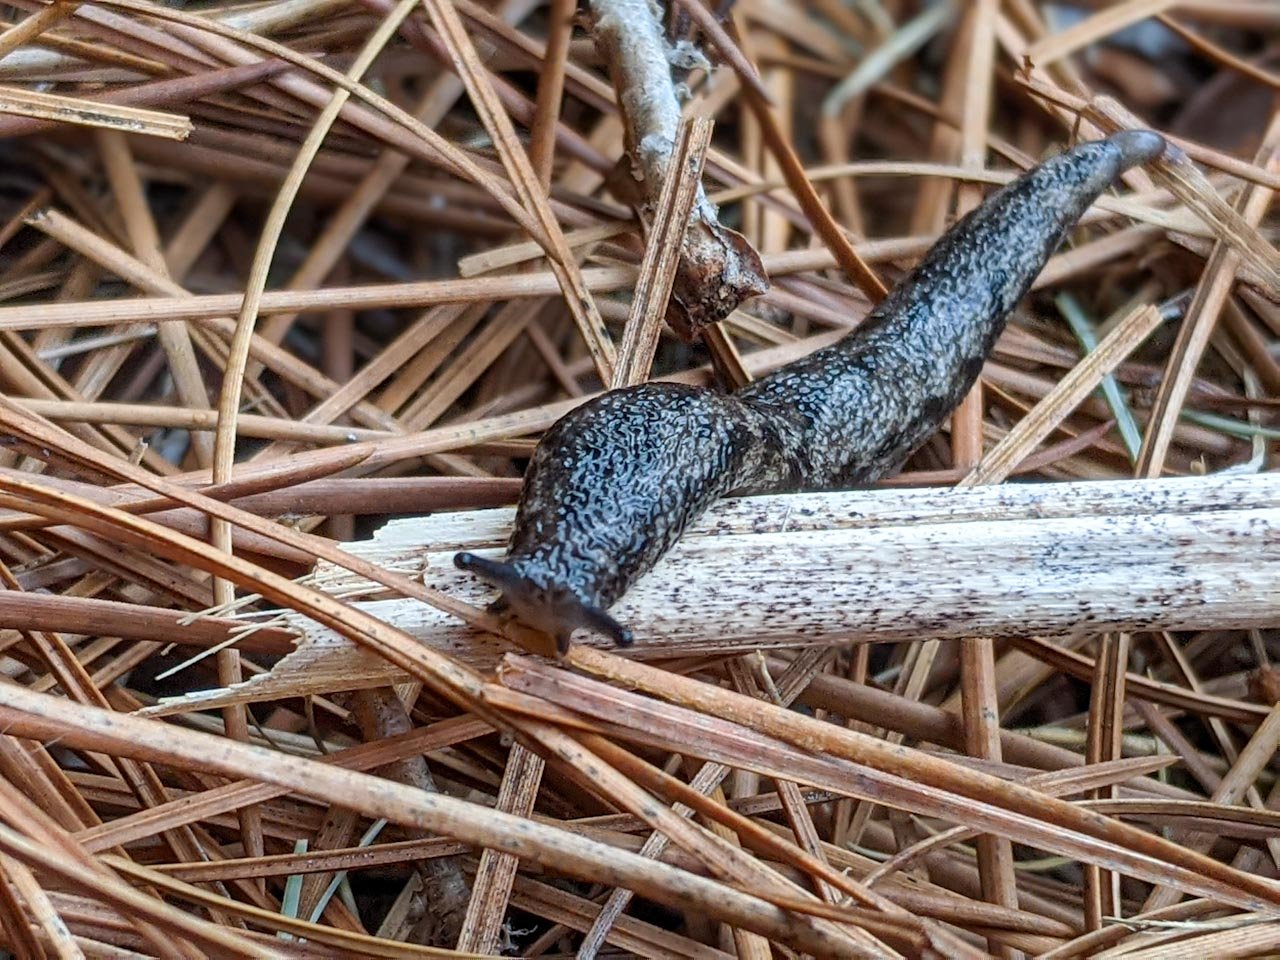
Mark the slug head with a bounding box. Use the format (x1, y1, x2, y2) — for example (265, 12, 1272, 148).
(453, 551, 634, 654)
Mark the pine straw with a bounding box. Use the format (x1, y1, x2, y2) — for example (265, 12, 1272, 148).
(0, 0, 1276, 957)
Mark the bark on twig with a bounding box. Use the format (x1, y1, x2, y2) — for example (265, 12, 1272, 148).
(348, 688, 471, 947)
(588, 0, 768, 339)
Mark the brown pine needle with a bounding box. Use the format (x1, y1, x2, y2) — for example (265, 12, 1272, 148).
(613, 117, 715, 388)
(0, 85, 192, 139)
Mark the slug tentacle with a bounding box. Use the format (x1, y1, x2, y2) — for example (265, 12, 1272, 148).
(453, 551, 633, 649)
(455, 133, 1167, 650)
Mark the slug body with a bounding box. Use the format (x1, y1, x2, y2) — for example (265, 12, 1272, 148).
(456, 132, 1166, 649)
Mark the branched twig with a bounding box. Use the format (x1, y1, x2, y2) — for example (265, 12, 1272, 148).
(587, 0, 768, 340)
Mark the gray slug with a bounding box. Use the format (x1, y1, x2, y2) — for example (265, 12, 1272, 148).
(456, 131, 1167, 650)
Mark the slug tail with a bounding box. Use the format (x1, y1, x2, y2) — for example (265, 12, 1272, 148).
(1108, 129, 1166, 168)
(738, 130, 1167, 489)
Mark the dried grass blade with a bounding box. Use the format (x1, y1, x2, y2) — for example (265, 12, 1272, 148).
(0, 820, 265, 958)
(455, 744, 544, 954)
(582, 731, 987, 958)
(96, 129, 213, 467)
(0, 685, 889, 958)
(1083, 633, 1131, 928)
(1136, 111, 1280, 475)
(1156, 13, 1280, 90)
(207, 2, 421, 882)
(738, 42, 887, 301)
(1016, 78, 1280, 191)
(78, 716, 492, 853)
(0, 414, 508, 696)
(1084, 798, 1280, 836)
(1142, 703, 1280, 913)
(726, 658, 841, 904)
(1105, 920, 1280, 960)
(864, 755, 1179, 886)
(1008, 635, 1268, 724)
(0, 4, 74, 60)
(494, 671, 1199, 931)
(1089, 96, 1280, 296)
(86, 0, 562, 255)
(0, 591, 294, 652)
(507, 874, 727, 960)
(105, 851, 463, 957)
(575, 650, 831, 956)
(526, 0, 573, 186)
(0, 390, 512, 644)
(515, 717, 885, 956)
(1025, 0, 1178, 66)
(0, 852, 79, 959)
(0, 263, 639, 331)
(24, 207, 404, 438)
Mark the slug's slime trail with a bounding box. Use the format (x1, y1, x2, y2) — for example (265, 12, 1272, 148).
(456, 131, 1167, 650)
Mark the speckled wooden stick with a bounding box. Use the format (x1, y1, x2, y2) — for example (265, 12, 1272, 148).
(145, 472, 1280, 717)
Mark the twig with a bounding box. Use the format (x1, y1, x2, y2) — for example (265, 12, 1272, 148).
(587, 0, 769, 339)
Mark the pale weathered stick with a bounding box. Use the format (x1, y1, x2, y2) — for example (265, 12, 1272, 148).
(146, 472, 1280, 715)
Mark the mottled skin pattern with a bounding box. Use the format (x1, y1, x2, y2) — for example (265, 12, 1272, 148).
(456, 132, 1166, 649)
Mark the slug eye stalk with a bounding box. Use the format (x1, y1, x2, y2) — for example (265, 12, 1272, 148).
(454, 551, 634, 653)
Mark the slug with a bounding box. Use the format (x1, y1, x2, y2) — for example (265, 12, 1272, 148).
(456, 131, 1167, 651)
